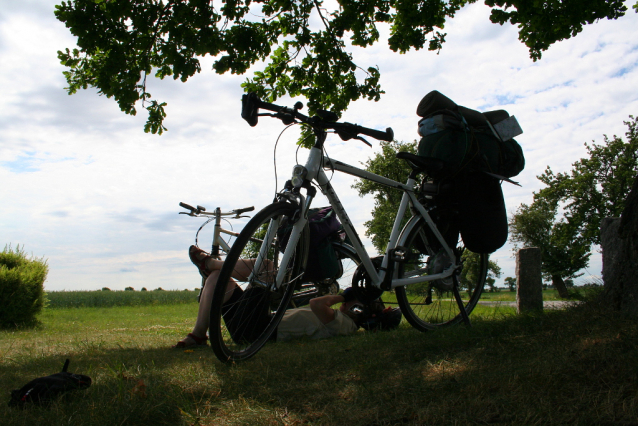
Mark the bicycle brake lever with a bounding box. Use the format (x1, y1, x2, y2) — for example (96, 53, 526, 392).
(356, 135, 372, 147)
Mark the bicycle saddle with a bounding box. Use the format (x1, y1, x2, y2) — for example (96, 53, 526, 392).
(395, 152, 444, 176)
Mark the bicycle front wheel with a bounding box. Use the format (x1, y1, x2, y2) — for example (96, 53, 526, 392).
(209, 202, 309, 362)
(395, 217, 488, 331)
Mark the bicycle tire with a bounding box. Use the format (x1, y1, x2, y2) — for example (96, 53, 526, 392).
(209, 202, 309, 362)
(394, 216, 488, 331)
(288, 241, 362, 308)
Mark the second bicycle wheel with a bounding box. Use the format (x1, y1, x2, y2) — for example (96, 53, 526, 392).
(395, 216, 488, 331)
(209, 202, 309, 362)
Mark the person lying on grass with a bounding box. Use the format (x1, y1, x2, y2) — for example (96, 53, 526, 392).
(173, 245, 377, 348)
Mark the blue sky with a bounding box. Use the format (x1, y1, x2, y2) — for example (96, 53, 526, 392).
(1, 1, 637, 291)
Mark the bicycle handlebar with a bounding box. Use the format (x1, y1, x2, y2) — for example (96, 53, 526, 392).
(241, 93, 394, 143)
(179, 202, 254, 217)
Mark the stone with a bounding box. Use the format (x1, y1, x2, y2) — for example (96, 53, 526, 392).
(601, 175, 638, 317)
(516, 247, 543, 314)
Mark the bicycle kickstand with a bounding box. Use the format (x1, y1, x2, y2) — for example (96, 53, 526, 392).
(451, 272, 472, 327)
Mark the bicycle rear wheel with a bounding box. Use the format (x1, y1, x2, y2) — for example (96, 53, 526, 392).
(395, 217, 488, 331)
(209, 202, 308, 362)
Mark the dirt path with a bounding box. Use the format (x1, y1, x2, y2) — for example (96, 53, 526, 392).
(478, 300, 580, 309)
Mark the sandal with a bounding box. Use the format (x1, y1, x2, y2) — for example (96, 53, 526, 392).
(172, 333, 208, 349)
(189, 245, 214, 278)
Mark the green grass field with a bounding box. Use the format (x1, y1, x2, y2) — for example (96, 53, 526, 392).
(1, 291, 636, 425)
(45, 289, 200, 308)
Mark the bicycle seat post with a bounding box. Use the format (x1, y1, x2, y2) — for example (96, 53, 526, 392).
(212, 207, 222, 258)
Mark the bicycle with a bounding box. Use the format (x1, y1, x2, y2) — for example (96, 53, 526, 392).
(178, 202, 361, 306)
(208, 93, 489, 362)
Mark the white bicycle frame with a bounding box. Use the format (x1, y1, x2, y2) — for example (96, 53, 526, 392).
(254, 145, 459, 291)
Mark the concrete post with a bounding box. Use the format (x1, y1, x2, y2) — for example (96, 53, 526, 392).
(516, 247, 543, 314)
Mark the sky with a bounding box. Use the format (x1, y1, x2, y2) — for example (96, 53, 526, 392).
(1, 0, 637, 292)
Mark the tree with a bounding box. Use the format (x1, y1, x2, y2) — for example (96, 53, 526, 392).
(353, 139, 417, 253)
(535, 117, 638, 246)
(459, 250, 501, 294)
(504, 276, 516, 292)
(509, 116, 638, 298)
(54, 0, 628, 134)
(509, 197, 590, 298)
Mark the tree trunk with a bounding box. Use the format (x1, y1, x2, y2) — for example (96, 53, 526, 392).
(602, 175, 638, 317)
(551, 274, 571, 299)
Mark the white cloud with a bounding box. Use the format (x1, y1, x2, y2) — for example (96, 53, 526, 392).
(1, 0, 636, 290)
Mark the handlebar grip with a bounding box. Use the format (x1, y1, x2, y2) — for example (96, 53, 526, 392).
(179, 202, 195, 211)
(235, 206, 255, 214)
(241, 93, 260, 127)
(357, 126, 394, 142)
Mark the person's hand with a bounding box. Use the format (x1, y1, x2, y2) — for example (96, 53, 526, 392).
(340, 287, 356, 303)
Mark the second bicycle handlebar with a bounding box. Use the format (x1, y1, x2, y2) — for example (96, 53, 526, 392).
(241, 93, 394, 143)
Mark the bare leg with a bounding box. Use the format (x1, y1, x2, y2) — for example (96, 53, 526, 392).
(176, 256, 272, 346)
(190, 270, 237, 339)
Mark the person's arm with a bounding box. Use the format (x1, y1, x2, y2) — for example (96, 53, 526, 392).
(309, 294, 344, 324)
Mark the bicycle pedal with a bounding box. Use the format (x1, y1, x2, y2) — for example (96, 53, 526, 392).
(390, 246, 409, 262)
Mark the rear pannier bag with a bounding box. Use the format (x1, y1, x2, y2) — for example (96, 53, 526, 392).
(277, 206, 342, 282)
(416, 90, 525, 179)
(420, 173, 507, 254)
(456, 172, 508, 253)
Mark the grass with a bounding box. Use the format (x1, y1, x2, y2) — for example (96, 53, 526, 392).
(45, 290, 200, 309)
(0, 293, 636, 425)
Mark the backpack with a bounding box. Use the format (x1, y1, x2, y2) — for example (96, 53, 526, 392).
(416, 90, 525, 180)
(277, 206, 343, 282)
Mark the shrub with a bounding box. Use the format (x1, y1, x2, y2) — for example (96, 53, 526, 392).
(124, 286, 134, 291)
(102, 287, 111, 291)
(0, 245, 48, 328)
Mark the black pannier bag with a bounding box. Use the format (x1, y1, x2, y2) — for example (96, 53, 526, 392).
(455, 172, 508, 253)
(420, 173, 507, 254)
(416, 90, 525, 180)
(277, 206, 343, 282)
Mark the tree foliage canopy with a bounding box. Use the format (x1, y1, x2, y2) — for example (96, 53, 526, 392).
(509, 116, 638, 293)
(353, 139, 418, 252)
(459, 250, 501, 293)
(509, 196, 590, 290)
(535, 118, 638, 246)
(55, 0, 628, 133)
